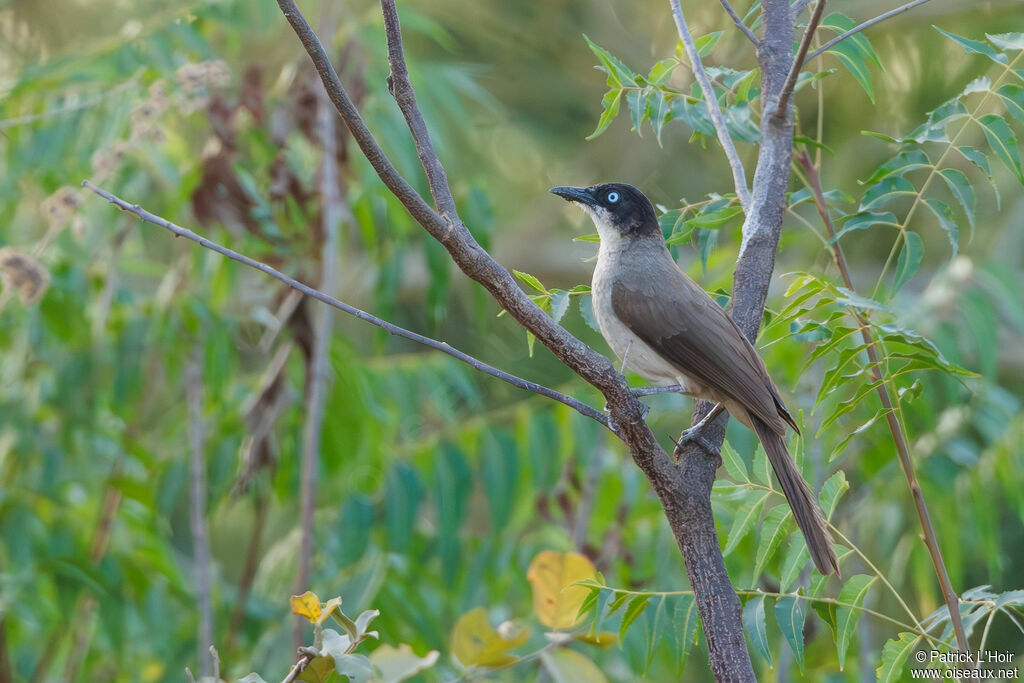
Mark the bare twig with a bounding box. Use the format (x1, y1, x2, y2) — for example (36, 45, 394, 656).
(796, 151, 968, 652)
(187, 343, 215, 677)
(670, 0, 753, 212)
(81, 181, 610, 428)
(805, 0, 934, 64)
(773, 0, 826, 118)
(719, 0, 760, 45)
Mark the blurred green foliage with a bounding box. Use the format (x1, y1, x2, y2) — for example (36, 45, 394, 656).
(1, 0, 1023, 681)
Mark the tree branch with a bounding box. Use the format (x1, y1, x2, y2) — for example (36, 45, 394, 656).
(796, 150, 969, 652)
(279, 2, 758, 678)
(719, 0, 760, 46)
(773, 0, 826, 119)
(81, 180, 611, 429)
(670, 0, 753, 213)
(805, 0, 934, 64)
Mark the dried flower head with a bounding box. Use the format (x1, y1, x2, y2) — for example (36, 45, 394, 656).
(0, 248, 50, 305)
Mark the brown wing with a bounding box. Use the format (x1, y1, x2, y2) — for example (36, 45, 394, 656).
(610, 256, 795, 434)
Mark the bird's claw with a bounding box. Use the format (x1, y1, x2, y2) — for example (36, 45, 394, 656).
(672, 424, 720, 462)
(605, 401, 650, 435)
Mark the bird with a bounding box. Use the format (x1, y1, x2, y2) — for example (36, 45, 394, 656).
(550, 182, 839, 576)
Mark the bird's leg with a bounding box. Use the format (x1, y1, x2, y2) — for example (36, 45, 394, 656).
(618, 339, 633, 377)
(673, 403, 726, 461)
(605, 341, 649, 434)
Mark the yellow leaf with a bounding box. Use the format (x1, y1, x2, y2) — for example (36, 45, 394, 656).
(526, 551, 598, 629)
(451, 608, 528, 668)
(574, 631, 618, 648)
(317, 596, 342, 626)
(290, 591, 322, 623)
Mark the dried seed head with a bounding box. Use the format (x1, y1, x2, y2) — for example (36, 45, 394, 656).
(0, 248, 50, 305)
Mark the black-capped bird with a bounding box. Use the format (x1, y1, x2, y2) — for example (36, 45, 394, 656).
(551, 182, 838, 576)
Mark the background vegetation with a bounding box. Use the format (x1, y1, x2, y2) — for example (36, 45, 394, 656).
(1, 0, 1022, 680)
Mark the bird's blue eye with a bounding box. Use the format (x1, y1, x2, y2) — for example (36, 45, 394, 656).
(607, 191, 620, 204)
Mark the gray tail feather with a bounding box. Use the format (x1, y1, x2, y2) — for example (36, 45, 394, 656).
(752, 418, 839, 576)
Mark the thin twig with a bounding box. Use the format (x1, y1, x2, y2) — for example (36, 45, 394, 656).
(81, 181, 611, 428)
(187, 343, 215, 677)
(669, 0, 752, 212)
(773, 0, 826, 118)
(796, 151, 968, 653)
(719, 0, 760, 45)
(380, 0, 458, 220)
(805, 0, 934, 64)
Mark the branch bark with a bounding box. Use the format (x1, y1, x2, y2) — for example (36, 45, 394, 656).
(773, 0, 826, 119)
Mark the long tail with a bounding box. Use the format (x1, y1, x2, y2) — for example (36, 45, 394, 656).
(752, 417, 839, 576)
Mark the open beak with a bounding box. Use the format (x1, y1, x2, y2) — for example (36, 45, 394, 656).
(549, 186, 595, 206)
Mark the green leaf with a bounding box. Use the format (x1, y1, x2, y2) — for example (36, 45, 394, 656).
(549, 290, 570, 323)
(619, 594, 651, 640)
(584, 35, 638, 86)
(862, 150, 932, 185)
(606, 591, 632, 616)
(977, 113, 1024, 184)
(695, 31, 724, 57)
(893, 230, 925, 292)
(956, 145, 1001, 208)
(587, 89, 623, 140)
(826, 42, 875, 103)
(651, 92, 674, 145)
(831, 211, 900, 242)
(818, 470, 849, 521)
(876, 632, 922, 683)
(987, 32, 1024, 51)
(821, 13, 882, 68)
(579, 294, 600, 332)
(334, 654, 374, 683)
(742, 596, 772, 665)
(935, 27, 1008, 64)
(752, 443, 772, 489)
(720, 439, 749, 482)
(647, 58, 677, 85)
(836, 575, 875, 669)
(672, 595, 699, 669)
(938, 168, 976, 233)
(626, 88, 648, 136)
(780, 538, 810, 592)
(514, 269, 547, 294)
(923, 198, 960, 256)
(687, 205, 744, 230)
(859, 176, 916, 211)
(774, 595, 806, 671)
(754, 505, 792, 577)
(724, 493, 768, 556)
(995, 84, 1024, 124)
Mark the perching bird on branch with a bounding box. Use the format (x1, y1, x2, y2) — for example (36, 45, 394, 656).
(551, 182, 838, 576)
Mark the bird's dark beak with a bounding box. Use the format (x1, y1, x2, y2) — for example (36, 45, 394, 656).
(549, 186, 595, 206)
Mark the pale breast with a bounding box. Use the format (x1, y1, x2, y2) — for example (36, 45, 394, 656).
(592, 248, 687, 387)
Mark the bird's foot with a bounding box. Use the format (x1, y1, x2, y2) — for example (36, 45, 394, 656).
(672, 425, 720, 462)
(605, 400, 650, 435)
